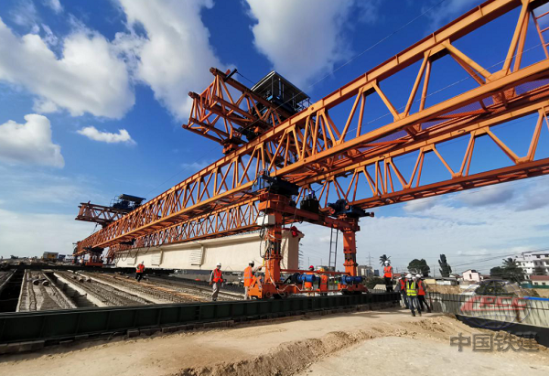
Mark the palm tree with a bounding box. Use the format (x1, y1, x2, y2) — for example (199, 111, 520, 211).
(502, 257, 517, 268)
(501, 257, 524, 282)
(379, 254, 390, 266)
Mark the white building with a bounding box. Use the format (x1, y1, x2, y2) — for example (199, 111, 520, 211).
(114, 229, 303, 272)
(462, 269, 483, 282)
(515, 252, 549, 280)
(357, 265, 374, 277)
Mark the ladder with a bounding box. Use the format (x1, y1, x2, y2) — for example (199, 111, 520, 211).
(327, 227, 339, 271)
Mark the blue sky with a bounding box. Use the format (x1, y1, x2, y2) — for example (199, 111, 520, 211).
(1, 0, 549, 275)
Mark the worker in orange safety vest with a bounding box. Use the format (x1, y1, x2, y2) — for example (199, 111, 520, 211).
(395, 276, 409, 308)
(243, 260, 263, 300)
(383, 260, 394, 292)
(135, 261, 145, 282)
(318, 267, 329, 296)
(209, 262, 224, 301)
(416, 274, 431, 313)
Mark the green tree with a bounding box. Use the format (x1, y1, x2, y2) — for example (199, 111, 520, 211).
(500, 258, 525, 282)
(408, 259, 430, 276)
(438, 254, 452, 277)
(365, 277, 386, 290)
(379, 254, 390, 267)
(475, 280, 511, 296)
(490, 266, 504, 278)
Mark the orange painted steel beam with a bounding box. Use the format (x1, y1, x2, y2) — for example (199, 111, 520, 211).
(183, 67, 292, 152)
(83, 101, 549, 256)
(76, 0, 549, 255)
(76, 203, 128, 227)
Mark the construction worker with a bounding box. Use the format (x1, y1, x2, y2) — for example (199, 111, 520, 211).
(209, 262, 223, 301)
(243, 260, 262, 300)
(304, 265, 315, 295)
(395, 276, 409, 308)
(406, 273, 421, 317)
(135, 261, 145, 282)
(383, 260, 393, 292)
(318, 267, 328, 296)
(417, 274, 431, 313)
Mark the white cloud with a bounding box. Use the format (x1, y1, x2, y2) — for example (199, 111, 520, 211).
(423, 0, 481, 30)
(181, 160, 213, 171)
(116, 0, 228, 120)
(404, 196, 441, 213)
(40, 23, 58, 46)
(457, 184, 514, 206)
(0, 114, 64, 168)
(0, 208, 93, 258)
(78, 126, 135, 144)
(0, 17, 134, 118)
(298, 177, 549, 274)
(44, 0, 63, 14)
(244, 0, 371, 87)
(11, 0, 39, 29)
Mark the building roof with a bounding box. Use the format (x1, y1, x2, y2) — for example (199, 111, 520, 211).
(531, 275, 549, 281)
(462, 269, 478, 274)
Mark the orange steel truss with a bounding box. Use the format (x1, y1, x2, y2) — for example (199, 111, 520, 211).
(184, 68, 295, 153)
(76, 0, 549, 260)
(76, 203, 128, 227)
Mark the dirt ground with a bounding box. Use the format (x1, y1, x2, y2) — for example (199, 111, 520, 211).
(534, 289, 549, 298)
(1, 308, 548, 376)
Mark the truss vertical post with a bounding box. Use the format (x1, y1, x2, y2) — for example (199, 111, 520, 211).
(341, 219, 359, 277)
(264, 211, 283, 286)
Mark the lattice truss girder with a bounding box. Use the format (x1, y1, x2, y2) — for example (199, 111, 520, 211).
(76, 203, 127, 227)
(76, 0, 549, 256)
(184, 68, 293, 150)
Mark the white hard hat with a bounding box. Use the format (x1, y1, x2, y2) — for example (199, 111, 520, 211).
(216, 262, 222, 267)
(416, 274, 422, 278)
(249, 260, 255, 264)
(384, 260, 389, 265)
(406, 273, 412, 279)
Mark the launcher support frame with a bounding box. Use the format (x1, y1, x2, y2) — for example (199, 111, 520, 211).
(246, 193, 367, 299)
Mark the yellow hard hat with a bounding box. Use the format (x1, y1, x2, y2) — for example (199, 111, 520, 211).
(318, 267, 325, 272)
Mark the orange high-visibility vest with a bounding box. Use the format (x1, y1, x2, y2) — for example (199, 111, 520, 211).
(418, 280, 425, 296)
(319, 275, 328, 292)
(383, 266, 393, 278)
(304, 271, 314, 289)
(136, 264, 144, 273)
(213, 268, 223, 283)
(399, 279, 405, 290)
(243, 266, 253, 287)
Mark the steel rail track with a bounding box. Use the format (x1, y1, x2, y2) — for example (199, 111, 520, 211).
(0, 292, 399, 346)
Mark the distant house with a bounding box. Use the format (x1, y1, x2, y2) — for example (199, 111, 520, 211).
(462, 269, 482, 282)
(530, 275, 549, 287)
(424, 277, 458, 286)
(357, 265, 374, 277)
